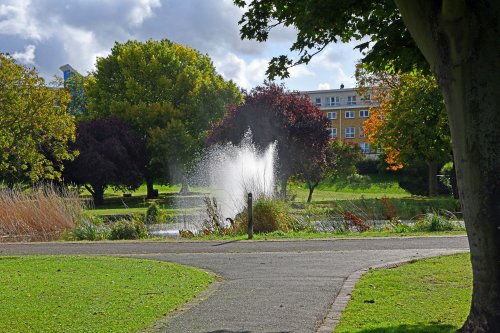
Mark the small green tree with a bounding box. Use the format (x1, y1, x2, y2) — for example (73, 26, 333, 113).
(0, 54, 76, 186)
(325, 139, 364, 183)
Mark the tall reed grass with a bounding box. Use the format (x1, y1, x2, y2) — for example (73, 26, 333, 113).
(0, 185, 86, 242)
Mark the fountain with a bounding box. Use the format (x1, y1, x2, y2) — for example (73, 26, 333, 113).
(149, 131, 277, 237)
(201, 131, 276, 220)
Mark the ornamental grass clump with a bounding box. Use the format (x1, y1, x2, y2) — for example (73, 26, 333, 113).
(413, 211, 458, 232)
(145, 202, 162, 224)
(0, 185, 86, 242)
(235, 197, 293, 234)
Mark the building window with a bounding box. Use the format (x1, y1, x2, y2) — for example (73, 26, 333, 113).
(359, 110, 369, 118)
(329, 128, 337, 139)
(315, 97, 321, 106)
(345, 127, 355, 138)
(345, 111, 355, 119)
(359, 126, 365, 138)
(327, 96, 340, 106)
(347, 95, 357, 105)
(360, 142, 370, 154)
(362, 95, 371, 104)
(327, 112, 337, 120)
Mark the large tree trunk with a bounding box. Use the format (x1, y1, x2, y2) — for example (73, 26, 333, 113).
(427, 161, 438, 197)
(145, 176, 157, 199)
(396, 1, 500, 331)
(86, 184, 104, 206)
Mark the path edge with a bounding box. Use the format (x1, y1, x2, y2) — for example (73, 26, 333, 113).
(140, 272, 224, 333)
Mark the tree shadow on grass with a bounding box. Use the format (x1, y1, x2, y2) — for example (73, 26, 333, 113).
(354, 323, 458, 333)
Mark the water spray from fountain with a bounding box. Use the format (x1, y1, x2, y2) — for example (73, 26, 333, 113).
(198, 130, 276, 221)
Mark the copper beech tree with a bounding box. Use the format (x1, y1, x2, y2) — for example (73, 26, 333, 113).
(234, 0, 500, 331)
(207, 83, 330, 199)
(64, 117, 145, 205)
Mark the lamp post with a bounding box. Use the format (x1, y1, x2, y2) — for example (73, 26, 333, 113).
(247, 192, 253, 239)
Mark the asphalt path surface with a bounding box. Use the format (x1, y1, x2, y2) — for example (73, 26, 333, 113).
(0, 236, 469, 333)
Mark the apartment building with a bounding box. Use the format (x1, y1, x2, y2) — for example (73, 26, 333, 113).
(302, 85, 378, 158)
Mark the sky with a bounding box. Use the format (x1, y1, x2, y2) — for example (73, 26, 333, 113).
(0, 0, 366, 91)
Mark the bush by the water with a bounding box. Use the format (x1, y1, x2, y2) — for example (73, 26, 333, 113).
(235, 197, 293, 233)
(413, 211, 457, 232)
(145, 202, 162, 224)
(69, 215, 148, 240)
(108, 218, 148, 240)
(71, 220, 102, 241)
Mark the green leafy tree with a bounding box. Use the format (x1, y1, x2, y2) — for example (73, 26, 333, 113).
(361, 71, 451, 196)
(234, 1, 500, 330)
(325, 139, 364, 183)
(0, 54, 76, 186)
(88, 39, 242, 197)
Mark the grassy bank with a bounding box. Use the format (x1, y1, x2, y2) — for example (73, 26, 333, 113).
(335, 253, 472, 333)
(0, 256, 214, 333)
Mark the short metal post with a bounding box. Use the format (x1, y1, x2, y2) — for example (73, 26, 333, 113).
(247, 192, 253, 239)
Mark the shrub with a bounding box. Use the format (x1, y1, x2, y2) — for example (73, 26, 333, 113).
(72, 221, 100, 241)
(253, 198, 293, 233)
(145, 202, 162, 224)
(356, 159, 379, 174)
(343, 211, 370, 232)
(108, 218, 148, 240)
(413, 212, 457, 232)
(70, 215, 107, 241)
(235, 198, 292, 233)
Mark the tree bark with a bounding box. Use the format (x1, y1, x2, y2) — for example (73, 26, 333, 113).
(450, 162, 459, 200)
(179, 180, 189, 195)
(86, 184, 104, 206)
(145, 177, 157, 199)
(427, 161, 438, 197)
(280, 174, 289, 199)
(306, 181, 318, 203)
(396, 1, 500, 331)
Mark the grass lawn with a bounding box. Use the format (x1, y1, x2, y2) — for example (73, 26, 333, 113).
(0, 256, 214, 333)
(83, 175, 415, 217)
(290, 174, 410, 202)
(335, 253, 472, 333)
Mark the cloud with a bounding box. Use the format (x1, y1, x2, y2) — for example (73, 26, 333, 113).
(318, 83, 331, 90)
(0, 0, 42, 40)
(0, 0, 363, 90)
(128, 0, 161, 27)
(11, 44, 36, 65)
(214, 52, 268, 89)
(289, 64, 314, 79)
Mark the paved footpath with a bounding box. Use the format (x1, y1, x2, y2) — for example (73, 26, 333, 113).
(0, 236, 469, 333)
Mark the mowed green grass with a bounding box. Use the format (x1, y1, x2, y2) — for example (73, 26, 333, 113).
(335, 253, 472, 333)
(290, 174, 409, 202)
(0, 256, 215, 333)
